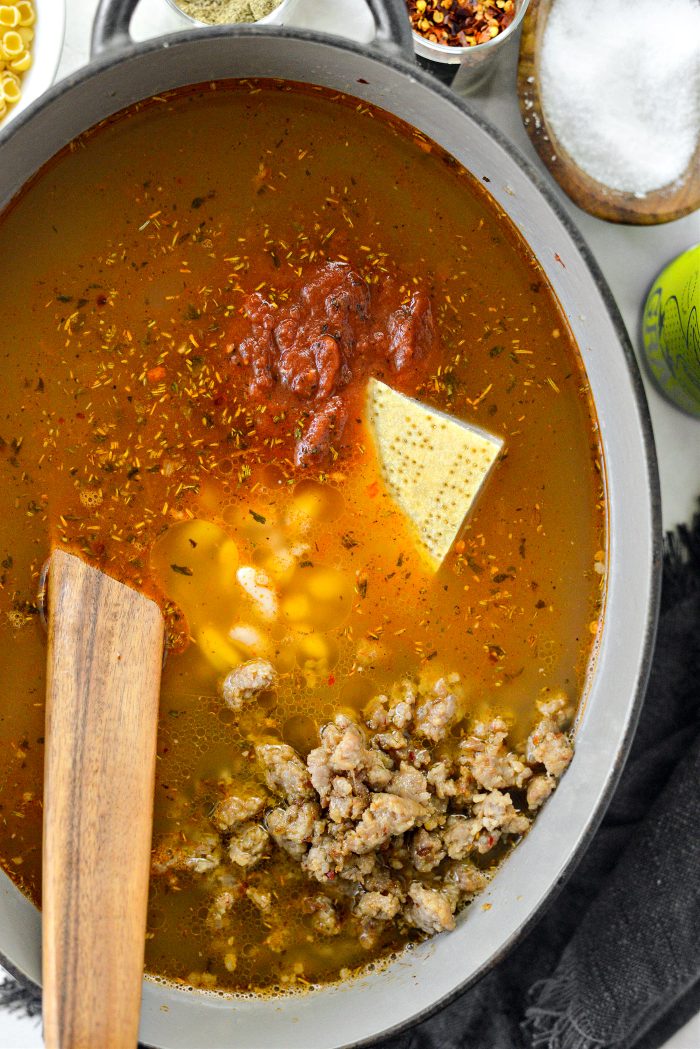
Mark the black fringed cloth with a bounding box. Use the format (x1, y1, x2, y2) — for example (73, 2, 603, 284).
(2, 515, 699, 1049)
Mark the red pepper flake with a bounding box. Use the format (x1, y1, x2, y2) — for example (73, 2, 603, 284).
(147, 365, 167, 383)
(366, 480, 380, 498)
(327, 674, 336, 687)
(407, 0, 515, 48)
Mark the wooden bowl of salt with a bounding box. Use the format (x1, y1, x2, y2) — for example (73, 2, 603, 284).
(517, 0, 700, 225)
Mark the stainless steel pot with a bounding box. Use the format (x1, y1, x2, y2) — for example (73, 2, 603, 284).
(0, 2, 661, 1047)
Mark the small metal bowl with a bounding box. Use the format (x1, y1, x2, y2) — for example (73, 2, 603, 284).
(413, 0, 530, 88)
(163, 0, 300, 28)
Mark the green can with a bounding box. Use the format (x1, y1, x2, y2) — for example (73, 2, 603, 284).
(641, 243, 700, 417)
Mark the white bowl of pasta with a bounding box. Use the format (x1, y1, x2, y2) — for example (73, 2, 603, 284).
(0, 0, 65, 131)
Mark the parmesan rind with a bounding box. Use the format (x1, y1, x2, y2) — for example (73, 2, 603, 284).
(366, 378, 503, 570)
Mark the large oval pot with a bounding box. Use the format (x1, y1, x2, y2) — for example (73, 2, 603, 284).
(0, 2, 660, 1047)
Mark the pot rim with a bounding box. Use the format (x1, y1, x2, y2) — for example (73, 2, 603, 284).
(0, 21, 662, 1047)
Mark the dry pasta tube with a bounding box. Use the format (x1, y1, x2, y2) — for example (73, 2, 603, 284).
(1, 29, 23, 57)
(16, 1, 34, 26)
(1, 70, 21, 104)
(9, 49, 29, 72)
(0, 1, 35, 124)
(0, 7, 19, 28)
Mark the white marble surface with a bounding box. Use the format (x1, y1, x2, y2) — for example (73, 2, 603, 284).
(1, 0, 699, 1046)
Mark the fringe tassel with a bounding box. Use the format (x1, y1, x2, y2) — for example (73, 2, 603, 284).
(0, 977, 41, 1020)
(661, 504, 700, 613)
(522, 970, 608, 1049)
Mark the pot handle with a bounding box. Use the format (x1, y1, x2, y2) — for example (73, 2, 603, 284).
(91, 0, 415, 63)
(91, 0, 137, 57)
(364, 0, 415, 62)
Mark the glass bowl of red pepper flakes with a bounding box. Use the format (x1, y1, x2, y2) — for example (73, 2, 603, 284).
(408, 0, 530, 75)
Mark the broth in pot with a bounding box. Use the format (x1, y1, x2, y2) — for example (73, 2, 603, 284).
(0, 80, 605, 993)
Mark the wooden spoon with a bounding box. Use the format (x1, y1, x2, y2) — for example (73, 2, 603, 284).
(43, 549, 164, 1049)
(517, 0, 700, 225)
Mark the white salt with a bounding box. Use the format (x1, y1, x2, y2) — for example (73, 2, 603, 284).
(540, 0, 700, 196)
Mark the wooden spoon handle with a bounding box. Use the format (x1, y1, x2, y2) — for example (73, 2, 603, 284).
(43, 550, 164, 1049)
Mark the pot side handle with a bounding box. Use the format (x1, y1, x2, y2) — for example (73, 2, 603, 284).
(364, 0, 415, 62)
(91, 0, 137, 57)
(91, 0, 415, 64)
